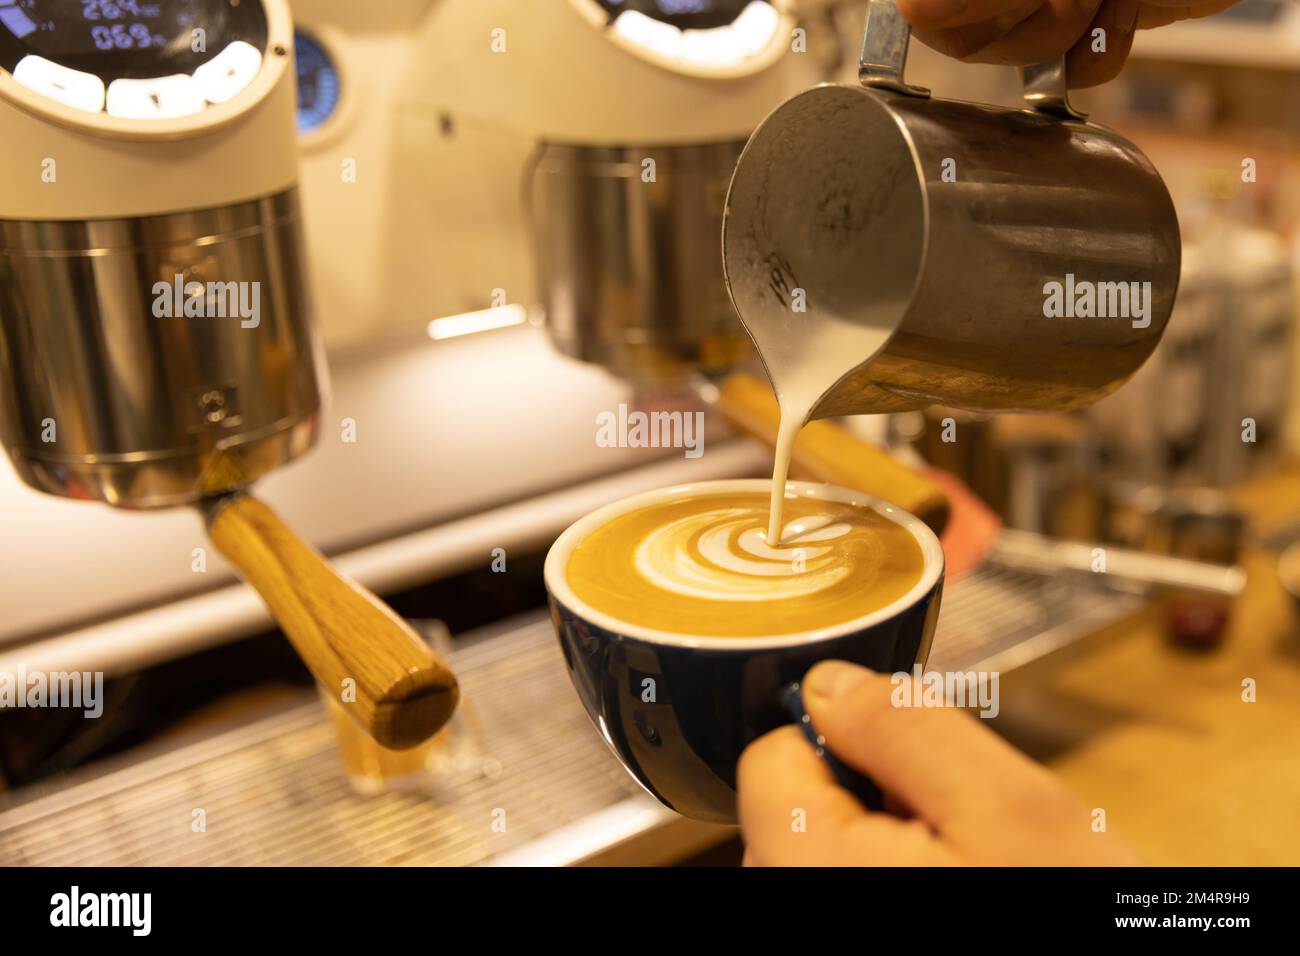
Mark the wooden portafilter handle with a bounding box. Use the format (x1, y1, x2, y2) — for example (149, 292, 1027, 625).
(716, 373, 951, 536)
(203, 494, 459, 750)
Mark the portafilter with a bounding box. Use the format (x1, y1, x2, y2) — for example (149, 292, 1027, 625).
(0, 0, 456, 749)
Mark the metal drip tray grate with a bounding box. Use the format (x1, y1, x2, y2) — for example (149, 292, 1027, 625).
(0, 624, 645, 866)
(0, 560, 1141, 866)
(929, 563, 1142, 674)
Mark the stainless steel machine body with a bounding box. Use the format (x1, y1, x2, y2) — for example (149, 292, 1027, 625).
(530, 141, 752, 385)
(0, 190, 325, 509)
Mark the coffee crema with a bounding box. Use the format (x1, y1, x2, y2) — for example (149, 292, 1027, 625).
(566, 491, 924, 637)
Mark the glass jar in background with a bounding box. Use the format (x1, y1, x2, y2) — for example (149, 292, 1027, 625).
(1149, 491, 1247, 652)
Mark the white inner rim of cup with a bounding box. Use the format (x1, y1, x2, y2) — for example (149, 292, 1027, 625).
(544, 478, 945, 650)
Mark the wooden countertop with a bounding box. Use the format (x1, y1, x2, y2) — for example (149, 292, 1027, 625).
(1035, 466, 1300, 866)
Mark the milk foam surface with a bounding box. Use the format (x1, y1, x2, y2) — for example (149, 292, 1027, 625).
(566, 490, 924, 638)
(635, 508, 852, 602)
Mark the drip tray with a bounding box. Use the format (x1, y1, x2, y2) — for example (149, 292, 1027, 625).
(0, 560, 1142, 866)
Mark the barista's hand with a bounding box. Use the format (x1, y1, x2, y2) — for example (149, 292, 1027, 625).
(737, 661, 1141, 865)
(897, 0, 1243, 88)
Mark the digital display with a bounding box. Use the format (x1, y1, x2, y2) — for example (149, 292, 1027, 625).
(594, 0, 754, 31)
(5, 1, 200, 57)
(0, 0, 268, 82)
(294, 29, 338, 134)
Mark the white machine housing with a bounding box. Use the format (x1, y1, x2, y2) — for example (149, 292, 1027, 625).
(0, 0, 299, 220)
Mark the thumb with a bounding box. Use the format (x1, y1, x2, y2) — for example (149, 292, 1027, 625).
(804, 661, 1057, 834)
(737, 725, 953, 866)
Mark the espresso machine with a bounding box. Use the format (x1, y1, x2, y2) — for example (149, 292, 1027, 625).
(0, 0, 456, 749)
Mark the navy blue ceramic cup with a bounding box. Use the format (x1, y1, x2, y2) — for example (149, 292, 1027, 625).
(544, 479, 945, 825)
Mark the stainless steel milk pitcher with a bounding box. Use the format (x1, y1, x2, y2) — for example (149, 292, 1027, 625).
(722, 0, 1181, 417)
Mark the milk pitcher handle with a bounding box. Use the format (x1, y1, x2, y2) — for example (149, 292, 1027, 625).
(857, 0, 1086, 120)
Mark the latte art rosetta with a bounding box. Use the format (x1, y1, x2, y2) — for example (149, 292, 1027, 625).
(566, 491, 927, 638)
(635, 509, 855, 602)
